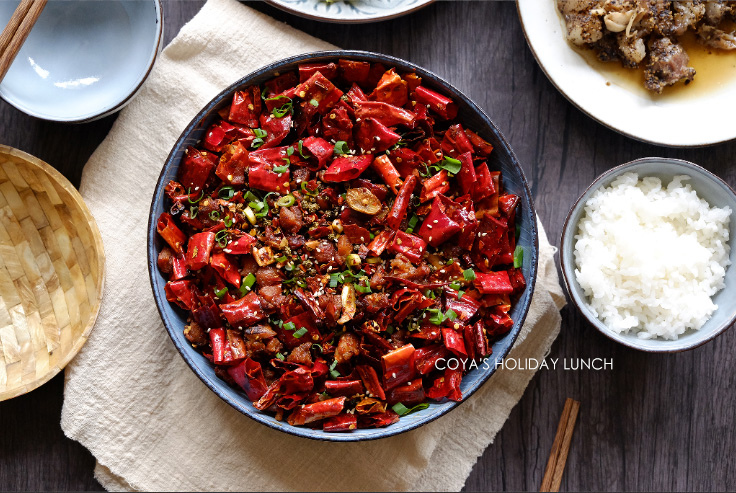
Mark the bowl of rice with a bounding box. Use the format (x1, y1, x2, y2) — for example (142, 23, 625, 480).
(560, 157, 736, 352)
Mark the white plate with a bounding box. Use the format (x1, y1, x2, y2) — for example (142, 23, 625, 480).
(517, 0, 736, 147)
(0, 0, 163, 123)
(265, 0, 433, 23)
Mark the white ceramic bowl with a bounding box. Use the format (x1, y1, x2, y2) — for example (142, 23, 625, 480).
(0, 0, 163, 122)
(265, 0, 433, 23)
(560, 158, 736, 352)
(517, 0, 736, 147)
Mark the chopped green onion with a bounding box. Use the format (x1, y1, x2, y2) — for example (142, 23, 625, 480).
(215, 230, 229, 248)
(241, 273, 256, 290)
(218, 186, 235, 199)
(392, 402, 430, 416)
(286, 146, 294, 156)
(276, 194, 295, 207)
(312, 343, 323, 353)
(249, 200, 265, 212)
(329, 359, 340, 378)
(449, 281, 461, 291)
(300, 180, 318, 196)
(293, 327, 308, 338)
(457, 290, 465, 299)
(209, 210, 220, 221)
(283, 322, 296, 331)
(254, 192, 275, 218)
(189, 205, 199, 218)
(297, 140, 309, 159)
(276, 352, 285, 361)
(251, 137, 265, 149)
(273, 165, 289, 174)
(253, 128, 268, 138)
(329, 273, 341, 288)
(446, 309, 458, 321)
(392, 403, 410, 416)
(463, 268, 476, 281)
(333, 141, 350, 155)
(309, 98, 319, 107)
(187, 188, 203, 204)
(438, 156, 462, 174)
(447, 259, 454, 265)
(223, 215, 234, 227)
(408, 215, 419, 229)
(354, 282, 372, 294)
(275, 255, 288, 263)
(214, 287, 228, 298)
(427, 308, 445, 326)
(272, 101, 293, 118)
(514, 246, 524, 268)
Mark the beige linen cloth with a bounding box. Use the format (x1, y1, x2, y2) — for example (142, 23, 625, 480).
(61, 0, 566, 490)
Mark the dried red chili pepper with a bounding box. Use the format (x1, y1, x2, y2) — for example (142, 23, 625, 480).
(323, 413, 358, 432)
(220, 292, 267, 328)
(157, 213, 187, 255)
(413, 86, 458, 120)
(322, 154, 373, 182)
(287, 397, 346, 426)
(386, 174, 417, 230)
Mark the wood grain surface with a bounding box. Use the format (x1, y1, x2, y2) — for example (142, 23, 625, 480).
(1, 1, 735, 491)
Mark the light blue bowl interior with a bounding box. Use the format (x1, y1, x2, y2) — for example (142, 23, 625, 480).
(561, 158, 736, 352)
(0, 0, 161, 122)
(148, 51, 539, 441)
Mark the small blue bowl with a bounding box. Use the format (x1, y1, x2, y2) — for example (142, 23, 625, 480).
(147, 51, 539, 441)
(0, 0, 163, 122)
(560, 157, 736, 352)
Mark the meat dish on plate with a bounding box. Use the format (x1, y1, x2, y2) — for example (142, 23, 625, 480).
(154, 59, 527, 431)
(557, 0, 736, 92)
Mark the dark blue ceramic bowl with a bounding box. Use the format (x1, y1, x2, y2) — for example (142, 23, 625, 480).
(147, 51, 538, 441)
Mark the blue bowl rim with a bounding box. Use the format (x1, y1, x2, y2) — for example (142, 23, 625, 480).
(147, 49, 539, 441)
(559, 156, 736, 353)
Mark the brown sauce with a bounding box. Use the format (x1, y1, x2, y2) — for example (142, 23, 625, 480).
(572, 31, 736, 99)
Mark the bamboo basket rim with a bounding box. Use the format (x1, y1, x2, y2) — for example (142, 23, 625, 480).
(0, 145, 105, 401)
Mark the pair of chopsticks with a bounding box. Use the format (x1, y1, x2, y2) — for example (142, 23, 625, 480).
(540, 398, 580, 492)
(0, 0, 47, 83)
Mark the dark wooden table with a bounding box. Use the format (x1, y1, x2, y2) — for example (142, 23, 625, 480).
(2, 1, 735, 491)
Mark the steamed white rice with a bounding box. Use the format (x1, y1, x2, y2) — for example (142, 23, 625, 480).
(574, 172, 732, 340)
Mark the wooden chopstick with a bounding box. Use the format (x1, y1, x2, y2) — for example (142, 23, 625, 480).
(540, 398, 580, 492)
(0, 0, 33, 56)
(0, 0, 47, 83)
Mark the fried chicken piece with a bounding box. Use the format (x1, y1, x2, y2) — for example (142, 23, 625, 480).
(644, 37, 696, 92)
(698, 24, 736, 50)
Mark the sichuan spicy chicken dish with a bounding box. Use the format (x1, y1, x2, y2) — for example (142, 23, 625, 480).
(156, 59, 526, 431)
(557, 0, 736, 92)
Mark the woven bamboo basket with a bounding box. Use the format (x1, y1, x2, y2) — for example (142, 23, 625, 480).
(0, 145, 105, 401)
